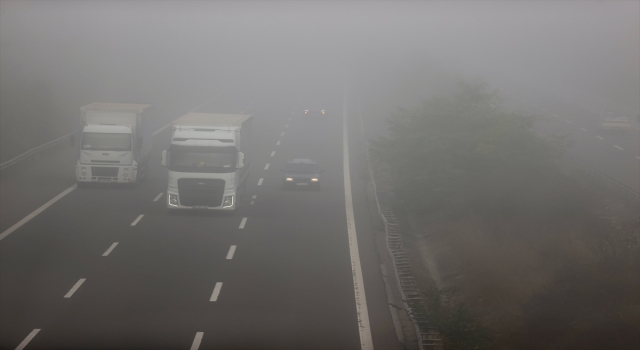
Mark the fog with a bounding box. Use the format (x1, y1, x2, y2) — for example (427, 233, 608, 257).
(1, 1, 638, 159)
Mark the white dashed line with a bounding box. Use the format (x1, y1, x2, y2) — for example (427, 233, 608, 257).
(542, 108, 547, 112)
(250, 201, 254, 205)
(64, 278, 86, 298)
(291, 111, 295, 115)
(280, 132, 285, 136)
(102, 242, 119, 256)
(257, 178, 263, 186)
(636, 156, 640, 160)
(226, 245, 237, 259)
(153, 193, 164, 202)
(580, 127, 587, 132)
(276, 140, 281, 146)
(565, 120, 572, 124)
(285, 124, 289, 128)
(0, 184, 76, 242)
(553, 114, 559, 118)
(239, 217, 247, 229)
(209, 282, 223, 301)
(130, 215, 144, 226)
(614, 145, 624, 151)
(190, 332, 204, 350)
(15, 329, 41, 350)
(270, 151, 275, 157)
(252, 195, 257, 199)
(264, 163, 270, 170)
(288, 117, 291, 121)
(596, 136, 604, 140)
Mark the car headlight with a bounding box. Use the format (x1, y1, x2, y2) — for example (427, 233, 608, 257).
(286, 178, 293, 181)
(311, 178, 318, 182)
(321, 110, 325, 114)
(169, 194, 178, 206)
(223, 195, 234, 208)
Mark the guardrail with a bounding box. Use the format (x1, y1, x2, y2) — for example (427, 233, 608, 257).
(0, 132, 75, 171)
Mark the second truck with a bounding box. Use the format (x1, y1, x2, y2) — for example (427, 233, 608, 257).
(161, 113, 252, 211)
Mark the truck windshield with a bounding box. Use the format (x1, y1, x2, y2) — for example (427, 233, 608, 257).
(82, 132, 132, 151)
(170, 146, 237, 173)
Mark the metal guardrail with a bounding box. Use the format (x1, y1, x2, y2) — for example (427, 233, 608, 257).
(0, 132, 75, 171)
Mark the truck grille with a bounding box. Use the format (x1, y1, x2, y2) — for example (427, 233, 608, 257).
(92, 166, 119, 177)
(178, 178, 225, 207)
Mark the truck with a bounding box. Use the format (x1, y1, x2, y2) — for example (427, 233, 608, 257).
(600, 110, 632, 132)
(161, 113, 252, 211)
(73, 103, 152, 186)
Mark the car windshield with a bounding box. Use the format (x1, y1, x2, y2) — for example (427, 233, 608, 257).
(81, 132, 132, 151)
(286, 163, 319, 173)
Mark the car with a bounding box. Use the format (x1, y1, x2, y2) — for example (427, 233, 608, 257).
(302, 108, 327, 117)
(282, 158, 323, 189)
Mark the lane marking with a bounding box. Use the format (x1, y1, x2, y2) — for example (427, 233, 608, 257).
(153, 193, 164, 202)
(288, 117, 291, 121)
(291, 111, 294, 115)
(285, 124, 289, 128)
(276, 140, 281, 146)
(250, 201, 254, 205)
(280, 132, 285, 136)
(565, 120, 573, 124)
(257, 178, 263, 186)
(15, 329, 41, 350)
(542, 108, 547, 112)
(264, 163, 270, 170)
(0, 184, 77, 242)
(614, 145, 624, 151)
(270, 151, 275, 157)
(102, 242, 119, 257)
(226, 245, 237, 259)
(636, 156, 640, 160)
(252, 195, 257, 199)
(64, 278, 86, 298)
(343, 85, 374, 349)
(580, 127, 587, 132)
(209, 282, 223, 301)
(130, 215, 144, 226)
(596, 135, 604, 140)
(190, 332, 204, 350)
(553, 114, 559, 118)
(239, 217, 247, 229)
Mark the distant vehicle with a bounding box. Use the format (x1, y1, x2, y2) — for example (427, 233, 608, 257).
(282, 158, 322, 189)
(600, 111, 632, 132)
(161, 113, 251, 211)
(73, 103, 153, 186)
(303, 108, 327, 117)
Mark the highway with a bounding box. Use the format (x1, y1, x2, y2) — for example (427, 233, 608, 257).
(0, 83, 404, 349)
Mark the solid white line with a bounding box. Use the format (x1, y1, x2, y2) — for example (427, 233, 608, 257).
(285, 124, 289, 128)
(102, 242, 119, 256)
(270, 151, 275, 157)
(64, 278, 86, 298)
(276, 140, 281, 146)
(565, 120, 572, 124)
(209, 282, 223, 301)
(264, 163, 270, 170)
(596, 135, 604, 140)
(343, 84, 373, 349)
(257, 178, 263, 186)
(15, 329, 41, 350)
(580, 127, 587, 132)
(153, 193, 164, 202)
(614, 145, 624, 151)
(190, 332, 204, 350)
(280, 132, 285, 136)
(0, 184, 77, 242)
(239, 217, 247, 229)
(130, 214, 144, 226)
(252, 195, 257, 199)
(226, 245, 237, 259)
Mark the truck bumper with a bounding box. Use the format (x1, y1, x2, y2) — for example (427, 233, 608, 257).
(166, 188, 237, 211)
(76, 163, 138, 183)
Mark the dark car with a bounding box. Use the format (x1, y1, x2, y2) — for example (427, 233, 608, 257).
(302, 108, 327, 117)
(282, 159, 322, 189)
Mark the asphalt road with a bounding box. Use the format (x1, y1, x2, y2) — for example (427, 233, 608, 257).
(0, 83, 404, 349)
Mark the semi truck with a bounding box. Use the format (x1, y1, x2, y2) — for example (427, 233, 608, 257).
(73, 103, 152, 186)
(161, 113, 252, 211)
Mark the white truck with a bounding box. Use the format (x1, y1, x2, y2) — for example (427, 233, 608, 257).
(161, 113, 252, 211)
(600, 111, 632, 132)
(73, 103, 152, 186)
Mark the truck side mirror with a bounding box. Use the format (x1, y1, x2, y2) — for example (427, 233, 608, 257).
(161, 150, 168, 167)
(70, 134, 75, 147)
(237, 152, 245, 169)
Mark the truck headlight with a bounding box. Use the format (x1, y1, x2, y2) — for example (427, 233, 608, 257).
(222, 195, 234, 208)
(311, 178, 318, 182)
(169, 194, 178, 206)
(286, 178, 293, 181)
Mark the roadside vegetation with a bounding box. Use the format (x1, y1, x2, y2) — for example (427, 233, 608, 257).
(370, 81, 640, 349)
